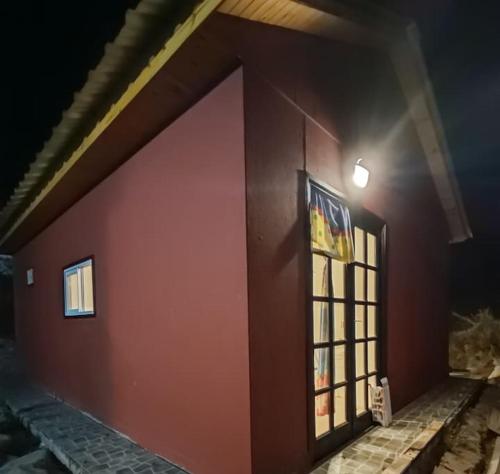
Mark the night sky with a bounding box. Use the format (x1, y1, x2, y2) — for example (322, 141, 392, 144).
(380, 0, 500, 314)
(0, 0, 138, 204)
(1, 1, 499, 313)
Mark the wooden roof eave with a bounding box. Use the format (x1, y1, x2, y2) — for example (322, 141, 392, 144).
(0, 0, 223, 252)
(0, 0, 471, 251)
(390, 23, 472, 242)
(218, 0, 472, 243)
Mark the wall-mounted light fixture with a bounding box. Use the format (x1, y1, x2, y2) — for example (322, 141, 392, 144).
(352, 159, 370, 189)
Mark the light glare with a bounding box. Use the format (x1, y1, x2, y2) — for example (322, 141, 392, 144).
(352, 160, 370, 188)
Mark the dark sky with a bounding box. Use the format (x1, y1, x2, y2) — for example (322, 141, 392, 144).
(0, 0, 138, 205)
(380, 0, 500, 313)
(383, 0, 500, 240)
(1, 1, 499, 311)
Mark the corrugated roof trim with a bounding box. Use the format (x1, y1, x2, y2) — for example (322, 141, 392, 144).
(0, 0, 204, 233)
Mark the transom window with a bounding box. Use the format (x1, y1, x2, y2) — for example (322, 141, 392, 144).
(63, 258, 95, 317)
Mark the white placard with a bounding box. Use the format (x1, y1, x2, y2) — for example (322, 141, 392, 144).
(26, 268, 34, 286)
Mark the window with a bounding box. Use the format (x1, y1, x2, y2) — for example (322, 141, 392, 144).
(63, 258, 95, 317)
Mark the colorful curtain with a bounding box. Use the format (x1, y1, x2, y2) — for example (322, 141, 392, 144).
(310, 184, 354, 263)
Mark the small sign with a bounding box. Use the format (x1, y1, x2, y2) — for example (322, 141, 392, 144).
(26, 268, 34, 286)
(370, 377, 392, 427)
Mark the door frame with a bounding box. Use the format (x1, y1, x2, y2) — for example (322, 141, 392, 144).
(304, 174, 388, 463)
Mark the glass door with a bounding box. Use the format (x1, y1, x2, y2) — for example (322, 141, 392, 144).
(309, 182, 384, 461)
(351, 223, 382, 435)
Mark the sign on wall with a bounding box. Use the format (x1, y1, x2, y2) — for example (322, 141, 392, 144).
(26, 268, 34, 286)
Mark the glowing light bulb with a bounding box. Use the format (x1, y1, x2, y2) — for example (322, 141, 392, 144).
(352, 159, 370, 188)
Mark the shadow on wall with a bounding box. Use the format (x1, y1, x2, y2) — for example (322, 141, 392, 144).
(0, 256, 14, 338)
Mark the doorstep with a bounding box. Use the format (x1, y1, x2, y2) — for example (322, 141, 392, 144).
(311, 377, 481, 474)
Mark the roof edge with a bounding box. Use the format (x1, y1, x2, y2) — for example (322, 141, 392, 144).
(390, 22, 472, 243)
(1, 0, 472, 248)
(0, 0, 222, 250)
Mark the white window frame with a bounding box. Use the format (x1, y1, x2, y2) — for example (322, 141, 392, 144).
(63, 257, 95, 317)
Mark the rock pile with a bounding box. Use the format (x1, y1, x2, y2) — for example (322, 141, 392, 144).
(0, 404, 68, 473)
(433, 386, 500, 474)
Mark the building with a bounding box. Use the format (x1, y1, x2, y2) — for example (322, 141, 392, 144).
(1, 1, 471, 473)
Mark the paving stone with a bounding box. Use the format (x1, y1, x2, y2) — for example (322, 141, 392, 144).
(312, 378, 480, 473)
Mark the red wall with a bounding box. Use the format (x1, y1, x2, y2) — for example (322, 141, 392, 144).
(201, 14, 450, 473)
(14, 69, 252, 474)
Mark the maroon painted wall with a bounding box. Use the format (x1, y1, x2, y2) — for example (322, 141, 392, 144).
(14, 69, 252, 474)
(201, 14, 450, 473)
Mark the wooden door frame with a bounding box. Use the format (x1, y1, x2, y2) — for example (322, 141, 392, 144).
(304, 173, 388, 465)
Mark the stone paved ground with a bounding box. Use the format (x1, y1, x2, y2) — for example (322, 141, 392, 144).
(0, 338, 481, 474)
(0, 339, 187, 474)
(311, 377, 481, 474)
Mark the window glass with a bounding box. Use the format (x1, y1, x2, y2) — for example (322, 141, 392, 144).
(314, 348, 330, 390)
(368, 341, 377, 373)
(367, 306, 377, 337)
(354, 227, 365, 263)
(355, 343, 365, 377)
(367, 233, 377, 267)
(312, 254, 328, 297)
(355, 305, 365, 339)
(356, 379, 366, 415)
(331, 260, 345, 298)
(355, 267, 365, 301)
(82, 264, 94, 312)
(334, 387, 347, 427)
(367, 270, 377, 302)
(315, 393, 331, 438)
(66, 272, 79, 310)
(333, 303, 345, 341)
(368, 375, 377, 409)
(334, 345, 346, 384)
(313, 302, 329, 344)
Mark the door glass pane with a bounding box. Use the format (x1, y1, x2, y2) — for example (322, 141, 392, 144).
(367, 270, 377, 302)
(356, 379, 367, 415)
(334, 386, 347, 427)
(368, 375, 377, 409)
(315, 392, 331, 438)
(331, 259, 345, 298)
(313, 302, 329, 344)
(355, 305, 365, 339)
(354, 227, 365, 263)
(367, 233, 377, 267)
(368, 341, 377, 373)
(355, 266, 365, 301)
(367, 306, 377, 337)
(355, 343, 365, 377)
(314, 348, 330, 390)
(333, 303, 345, 341)
(334, 345, 346, 384)
(313, 254, 329, 297)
